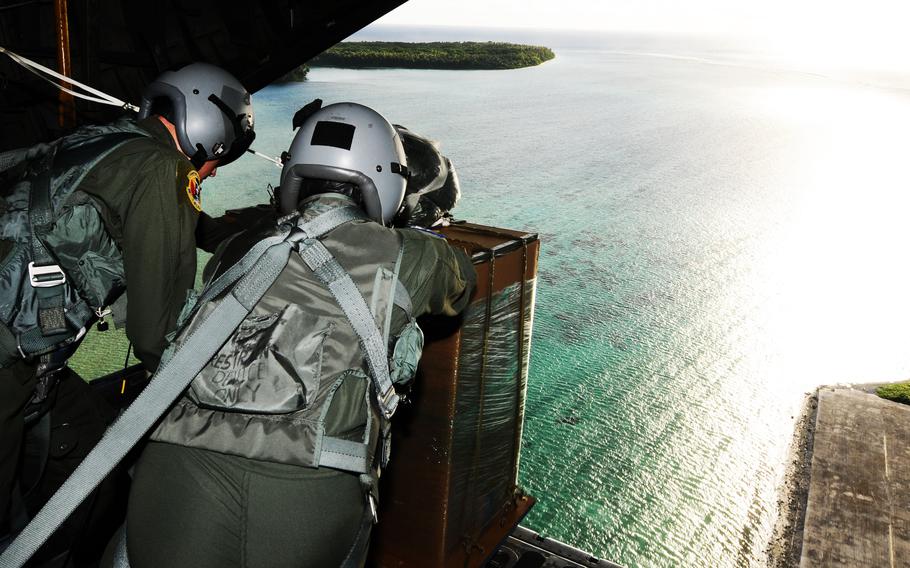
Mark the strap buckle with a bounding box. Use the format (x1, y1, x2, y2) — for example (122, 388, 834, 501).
(378, 388, 399, 419)
(368, 493, 378, 524)
(28, 262, 66, 288)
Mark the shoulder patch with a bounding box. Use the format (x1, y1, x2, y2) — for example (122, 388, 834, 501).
(184, 170, 202, 212)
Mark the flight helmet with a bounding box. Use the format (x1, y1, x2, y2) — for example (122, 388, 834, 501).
(138, 62, 255, 169)
(279, 102, 408, 224)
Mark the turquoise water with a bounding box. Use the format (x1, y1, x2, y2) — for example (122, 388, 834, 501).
(201, 30, 910, 567)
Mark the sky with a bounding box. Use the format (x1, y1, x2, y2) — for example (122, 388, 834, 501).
(376, 0, 910, 72)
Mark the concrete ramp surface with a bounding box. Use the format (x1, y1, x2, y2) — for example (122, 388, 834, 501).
(801, 388, 910, 567)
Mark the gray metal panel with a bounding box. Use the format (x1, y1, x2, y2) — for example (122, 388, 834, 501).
(489, 525, 626, 568)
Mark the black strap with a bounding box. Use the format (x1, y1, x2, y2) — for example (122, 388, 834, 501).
(26, 154, 67, 337)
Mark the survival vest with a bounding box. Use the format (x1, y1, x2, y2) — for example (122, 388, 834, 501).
(0, 202, 424, 567)
(0, 119, 149, 368)
(151, 202, 423, 476)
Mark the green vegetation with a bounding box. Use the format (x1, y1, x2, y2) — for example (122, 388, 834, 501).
(275, 65, 310, 82)
(876, 382, 910, 405)
(308, 41, 555, 70)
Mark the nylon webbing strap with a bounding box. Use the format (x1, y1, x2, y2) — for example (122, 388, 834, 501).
(319, 437, 371, 473)
(27, 163, 67, 336)
(193, 207, 362, 321)
(298, 238, 399, 419)
(394, 281, 413, 316)
(192, 233, 289, 314)
(295, 205, 364, 239)
(0, 240, 295, 568)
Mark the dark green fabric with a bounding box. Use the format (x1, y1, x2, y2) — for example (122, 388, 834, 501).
(1, 367, 127, 564)
(134, 195, 475, 566)
(124, 442, 366, 568)
(25, 369, 128, 566)
(0, 359, 38, 532)
(77, 118, 201, 371)
(150, 195, 476, 468)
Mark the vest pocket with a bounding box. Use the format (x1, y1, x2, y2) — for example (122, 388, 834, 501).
(188, 303, 332, 414)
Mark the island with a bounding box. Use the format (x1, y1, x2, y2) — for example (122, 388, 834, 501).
(313, 41, 554, 70)
(275, 41, 555, 81)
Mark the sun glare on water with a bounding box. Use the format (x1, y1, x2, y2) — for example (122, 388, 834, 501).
(748, 84, 910, 384)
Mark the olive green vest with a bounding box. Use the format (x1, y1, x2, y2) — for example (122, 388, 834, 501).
(151, 198, 410, 474)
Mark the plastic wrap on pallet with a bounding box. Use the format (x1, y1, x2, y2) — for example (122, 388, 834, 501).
(446, 278, 537, 546)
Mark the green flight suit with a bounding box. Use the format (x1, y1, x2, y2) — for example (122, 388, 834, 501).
(1, 116, 227, 562)
(77, 117, 207, 370)
(124, 194, 476, 568)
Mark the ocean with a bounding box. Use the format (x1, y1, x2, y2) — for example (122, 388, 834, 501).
(69, 26, 910, 567)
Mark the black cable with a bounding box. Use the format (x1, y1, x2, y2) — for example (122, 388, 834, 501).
(123, 342, 132, 371)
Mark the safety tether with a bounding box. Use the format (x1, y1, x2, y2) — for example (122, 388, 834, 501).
(0, 46, 139, 111)
(0, 46, 282, 168)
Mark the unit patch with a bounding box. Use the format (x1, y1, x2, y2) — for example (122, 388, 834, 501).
(185, 170, 202, 212)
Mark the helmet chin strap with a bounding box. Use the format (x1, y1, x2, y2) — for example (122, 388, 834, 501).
(190, 144, 208, 170)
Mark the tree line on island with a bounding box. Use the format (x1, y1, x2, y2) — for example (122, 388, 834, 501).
(276, 41, 555, 82)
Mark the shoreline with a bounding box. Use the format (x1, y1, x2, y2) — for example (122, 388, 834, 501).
(766, 391, 818, 567)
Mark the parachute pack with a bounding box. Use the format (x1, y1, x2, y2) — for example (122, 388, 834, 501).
(0, 120, 149, 367)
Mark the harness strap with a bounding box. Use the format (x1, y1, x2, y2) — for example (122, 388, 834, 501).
(27, 156, 67, 336)
(187, 206, 362, 328)
(294, 205, 364, 239)
(297, 237, 400, 419)
(394, 280, 413, 316)
(0, 240, 295, 568)
(382, 241, 409, 344)
(185, 233, 289, 325)
(319, 437, 371, 474)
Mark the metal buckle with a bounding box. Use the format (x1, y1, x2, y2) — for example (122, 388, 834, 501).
(368, 493, 378, 524)
(28, 262, 66, 288)
(379, 389, 399, 419)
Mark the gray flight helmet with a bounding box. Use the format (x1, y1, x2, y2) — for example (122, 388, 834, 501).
(138, 62, 255, 169)
(279, 102, 408, 224)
